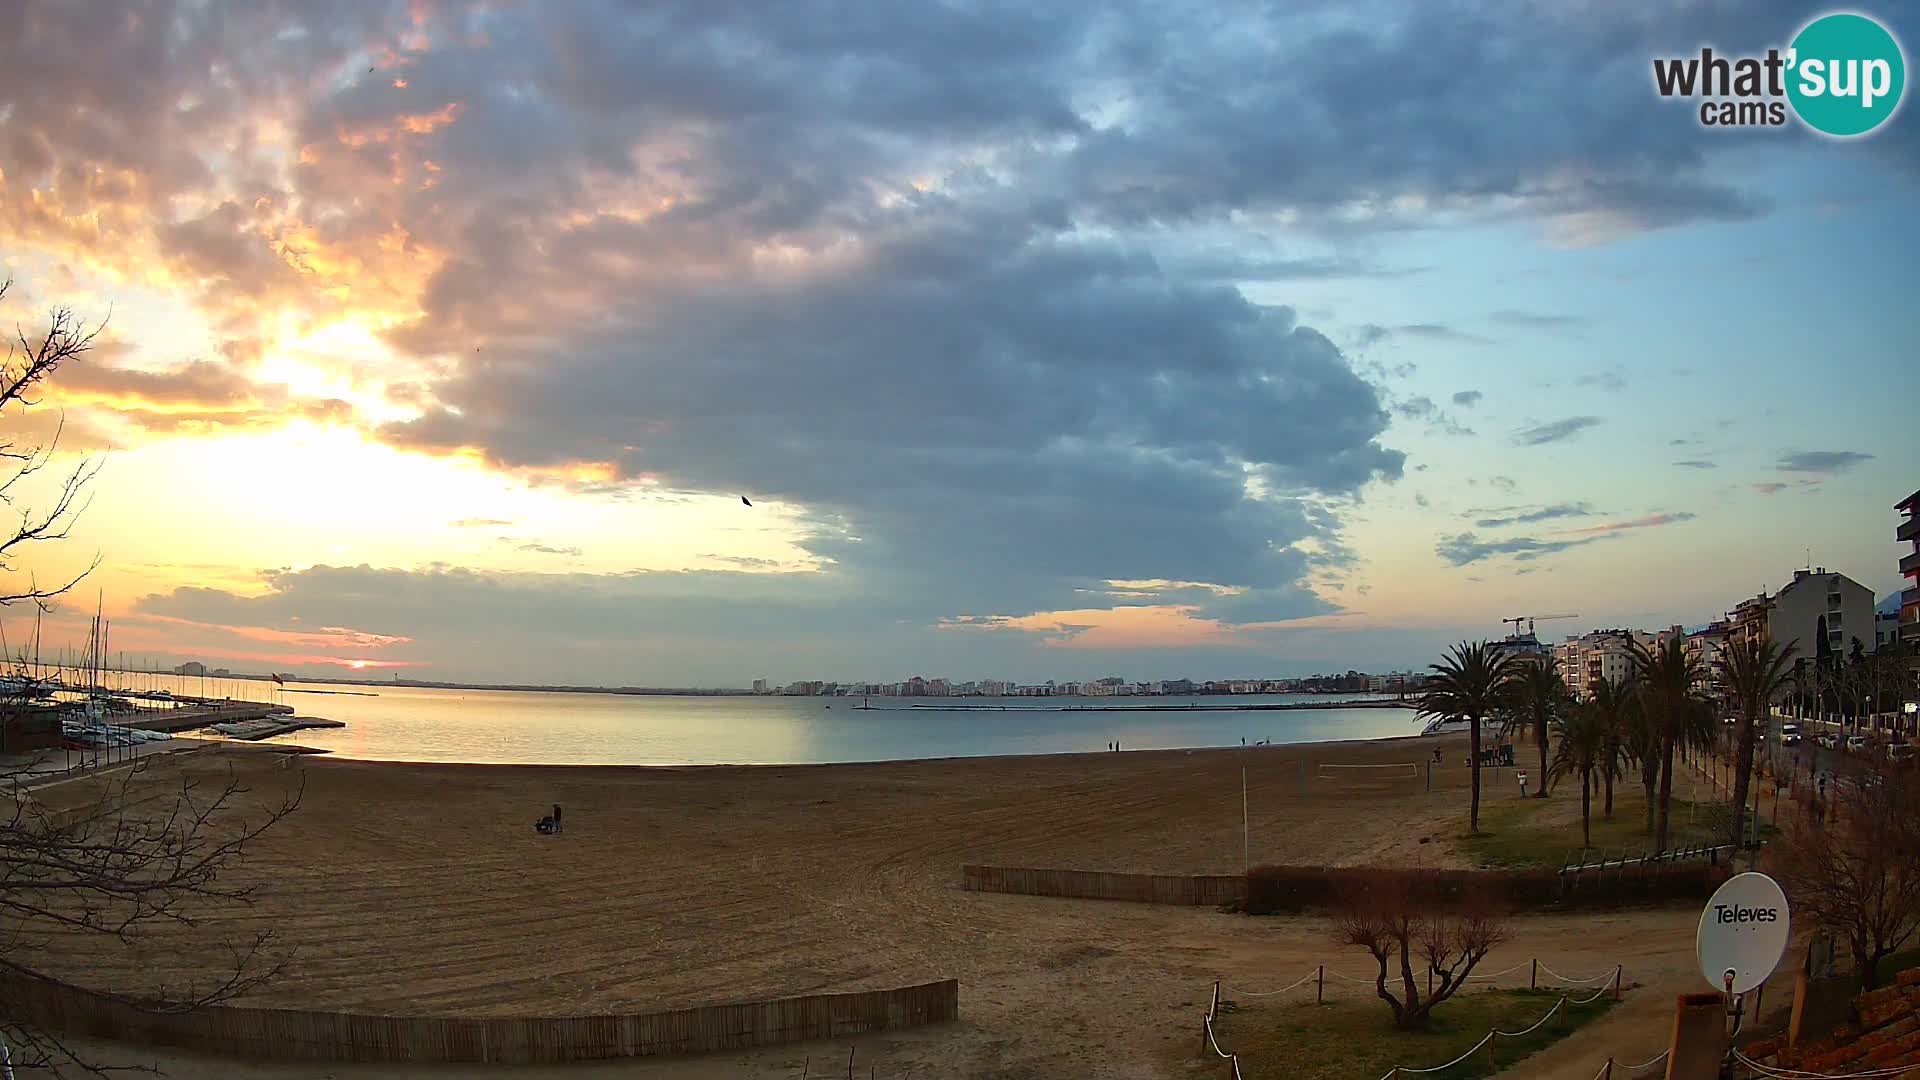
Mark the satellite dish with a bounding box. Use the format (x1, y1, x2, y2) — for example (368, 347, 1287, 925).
(1696, 872, 1790, 994)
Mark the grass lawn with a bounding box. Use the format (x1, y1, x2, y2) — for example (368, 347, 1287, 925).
(1460, 783, 1725, 869)
(1180, 989, 1615, 1080)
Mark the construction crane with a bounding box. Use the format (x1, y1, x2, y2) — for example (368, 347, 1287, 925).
(1502, 613, 1579, 638)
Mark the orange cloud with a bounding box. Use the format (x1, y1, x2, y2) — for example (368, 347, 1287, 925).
(129, 613, 413, 650)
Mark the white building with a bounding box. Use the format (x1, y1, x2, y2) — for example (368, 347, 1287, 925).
(1554, 629, 1653, 698)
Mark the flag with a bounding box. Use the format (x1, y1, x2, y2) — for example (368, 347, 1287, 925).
(271, 673, 285, 686)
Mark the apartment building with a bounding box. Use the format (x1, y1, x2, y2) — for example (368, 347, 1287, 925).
(1554, 629, 1651, 697)
(1727, 567, 1876, 663)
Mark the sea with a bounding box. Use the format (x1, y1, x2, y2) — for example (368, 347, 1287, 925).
(75, 670, 1424, 766)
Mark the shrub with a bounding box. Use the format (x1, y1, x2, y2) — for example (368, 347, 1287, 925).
(1245, 862, 1728, 916)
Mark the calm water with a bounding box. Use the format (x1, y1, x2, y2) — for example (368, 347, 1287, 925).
(81, 670, 1422, 765)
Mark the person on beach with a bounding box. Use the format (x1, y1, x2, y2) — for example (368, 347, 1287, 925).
(553, 804, 563, 833)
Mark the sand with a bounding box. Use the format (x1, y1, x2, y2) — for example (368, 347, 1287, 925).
(20, 733, 1707, 1078)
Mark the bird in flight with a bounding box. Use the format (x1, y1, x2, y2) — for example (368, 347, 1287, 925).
(741, 496, 753, 507)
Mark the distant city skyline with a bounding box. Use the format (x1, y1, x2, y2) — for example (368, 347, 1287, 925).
(2, 2, 1915, 686)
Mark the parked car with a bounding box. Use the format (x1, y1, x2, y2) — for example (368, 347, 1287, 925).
(1885, 743, 1913, 765)
(1818, 733, 1839, 750)
(1846, 734, 1869, 754)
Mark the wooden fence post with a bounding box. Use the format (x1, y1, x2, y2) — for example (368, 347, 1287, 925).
(1317, 965, 1324, 1005)
(1614, 965, 1623, 1002)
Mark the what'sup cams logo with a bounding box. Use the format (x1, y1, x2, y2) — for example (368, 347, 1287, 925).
(1652, 11, 1906, 136)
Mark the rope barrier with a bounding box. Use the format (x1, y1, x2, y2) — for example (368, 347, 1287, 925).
(1618, 1049, 1668, 1071)
(1222, 969, 1320, 997)
(1731, 1050, 1917, 1079)
(1536, 962, 1618, 986)
(1464, 960, 1532, 980)
(1492, 996, 1564, 1038)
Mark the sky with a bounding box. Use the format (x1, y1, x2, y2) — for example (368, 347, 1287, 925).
(0, 0, 1915, 687)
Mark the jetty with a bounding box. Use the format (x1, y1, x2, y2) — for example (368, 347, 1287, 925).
(207, 715, 345, 741)
(121, 699, 296, 734)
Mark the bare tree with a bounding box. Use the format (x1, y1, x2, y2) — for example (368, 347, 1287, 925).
(0, 279, 300, 1073)
(1777, 761, 1920, 989)
(0, 280, 106, 610)
(1330, 871, 1509, 1030)
(2, 757, 303, 1071)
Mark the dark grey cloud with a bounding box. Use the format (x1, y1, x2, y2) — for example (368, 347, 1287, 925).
(1513, 416, 1603, 446)
(1473, 502, 1594, 528)
(1435, 532, 1611, 567)
(1673, 460, 1717, 469)
(1777, 450, 1874, 474)
(1490, 310, 1588, 330)
(1452, 390, 1483, 408)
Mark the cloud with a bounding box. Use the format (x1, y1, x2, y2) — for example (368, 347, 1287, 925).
(1559, 512, 1696, 536)
(1573, 369, 1629, 392)
(1489, 476, 1517, 492)
(1752, 482, 1790, 495)
(1473, 502, 1594, 528)
(1393, 395, 1474, 436)
(517, 542, 583, 557)
(1435, 532, 1610, 567)
(1512, 416, 1603, 446)
(1776, 451, 1873, 475)
(1451, 390, 1483, 408)
(1390, 322, 1489, 343)
(1672, 460, 1717, 469)
(451, 518, 514, 528)
(1490, 310, 1588, 330)
(0, 0, 1866, 678)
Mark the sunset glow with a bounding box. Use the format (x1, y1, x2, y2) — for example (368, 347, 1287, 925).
(1, 2, 1911, 686)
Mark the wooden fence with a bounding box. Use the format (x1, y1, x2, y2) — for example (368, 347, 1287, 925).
(961, 864, 1246, 906)
(9, 971, 958, 1064)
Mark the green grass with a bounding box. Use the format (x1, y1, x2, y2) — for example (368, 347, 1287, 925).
(1460, 788, 1724, 869)
(1178, 989, 1615, 1080)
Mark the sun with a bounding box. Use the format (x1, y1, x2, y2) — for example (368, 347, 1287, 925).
(351, 660, 369, 670)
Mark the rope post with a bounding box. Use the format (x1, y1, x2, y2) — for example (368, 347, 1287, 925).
(1317, 964, 1324, 1005)
(1531, 958, 1538, 991)
(1428, 963, 1434, 1000)
(1604, 1057, 1613, 1080)
(1613, 964, 1623, 1002)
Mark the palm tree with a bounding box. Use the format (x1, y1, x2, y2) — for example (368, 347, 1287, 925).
(1627, 635, 1712, 853)
(1500, 656, 1571, 798)
(1715, 636, 1797, 846)
(1418, 641, 1519, 835)
(1619, 675, 1665, 834)
(1585, 676, 1635, 819)
(1548, 701, 1608, 850)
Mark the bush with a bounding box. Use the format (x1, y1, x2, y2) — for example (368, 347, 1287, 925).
(1245, 862, 1728, 915)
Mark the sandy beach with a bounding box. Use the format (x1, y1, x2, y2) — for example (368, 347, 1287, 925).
(23, 733, 1703, 1078)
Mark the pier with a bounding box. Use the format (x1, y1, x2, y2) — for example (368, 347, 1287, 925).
(206, 715, 345, 741)
(120, 700, 296, 734)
